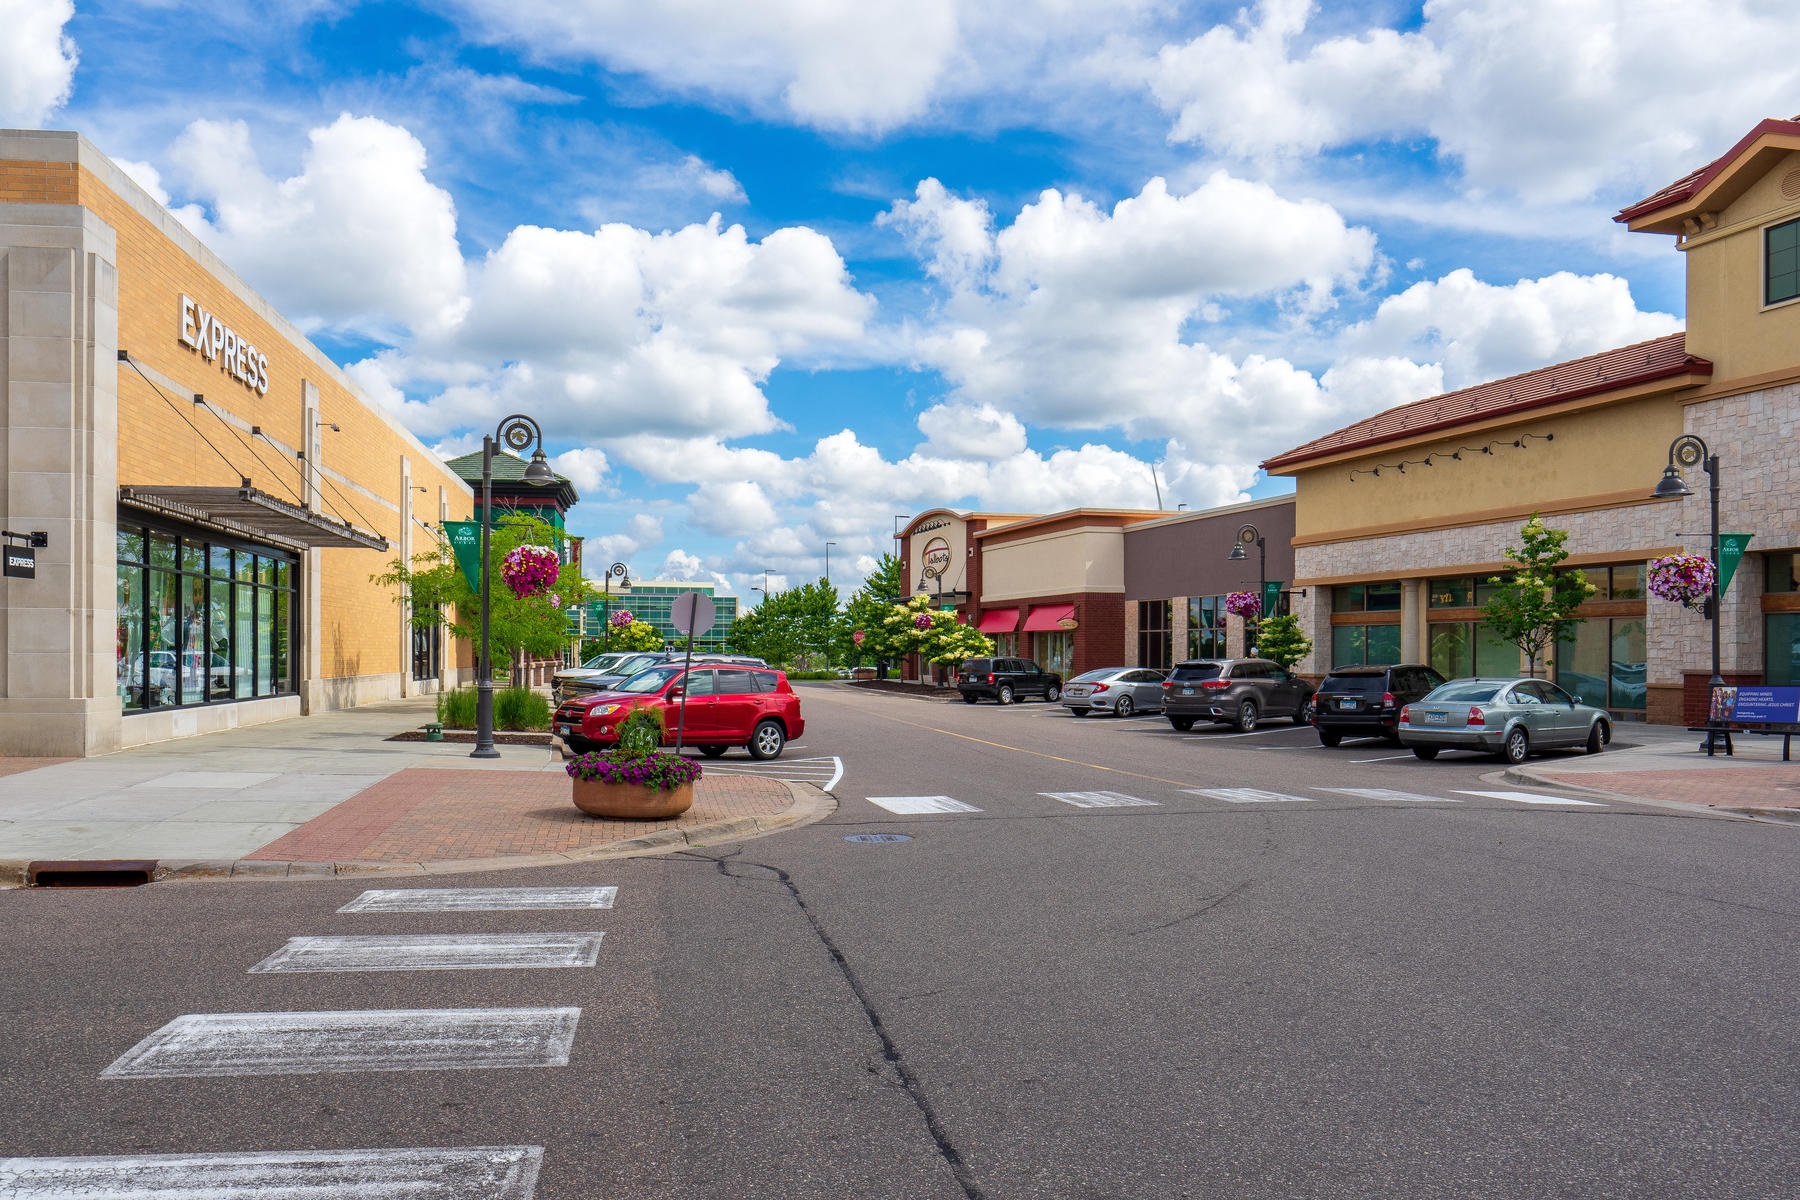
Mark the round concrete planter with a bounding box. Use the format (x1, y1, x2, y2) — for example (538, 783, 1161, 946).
(571, 778, 694, 820)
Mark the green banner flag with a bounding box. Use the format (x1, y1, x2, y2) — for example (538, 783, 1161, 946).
(1262, 580, 1284, 616)
(443, 521, 483, 592)
(1718, 533, 1753, 594)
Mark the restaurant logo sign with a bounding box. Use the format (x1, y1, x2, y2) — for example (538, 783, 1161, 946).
(922, 537, 952, 579)
(179, 295, 270, 394)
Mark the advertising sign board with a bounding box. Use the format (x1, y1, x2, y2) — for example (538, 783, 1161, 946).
(3, 547, 34, 579)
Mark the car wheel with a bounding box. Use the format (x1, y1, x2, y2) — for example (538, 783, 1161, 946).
(1169, 716, 1195, 732)
(1069, 707, 1090, 717)
(1234, 699, 1259, 732)
(1412, 746, 1439, 761)
(1045, 683, 1061, 702)
(1585, 721, 1610, 755)
(1501, 727, 1530, 765)
(747, 719, 787, 760)
(997, 684, 1015, 705)
(700, 745, 729, 759)
(1115, 695, 1134, 718)
(1317, 728, 1342, 747)
(1295, 697, 1315, 726)
(962, 693, 980, 704)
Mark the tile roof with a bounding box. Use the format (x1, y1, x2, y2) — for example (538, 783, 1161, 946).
(444, 449, 580, 508)
(1616, 116, 1800, 223)
(1261, 334, 1709, 473)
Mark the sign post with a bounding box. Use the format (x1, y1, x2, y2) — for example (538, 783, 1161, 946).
(669, 591, 716, 753)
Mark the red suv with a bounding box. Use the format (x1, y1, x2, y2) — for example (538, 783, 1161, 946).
(552, 664, 804, 760)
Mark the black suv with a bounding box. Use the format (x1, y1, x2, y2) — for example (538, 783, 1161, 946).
(957, 657, 1063, 705)
(1161, 658, 1313, 731)
(1311, 663, 1445, 746)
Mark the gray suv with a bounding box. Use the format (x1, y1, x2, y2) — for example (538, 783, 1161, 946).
(1161, 658, 1315, 732)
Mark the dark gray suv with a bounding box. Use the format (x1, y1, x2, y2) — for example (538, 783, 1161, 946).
(1161, 658, 1314, 732)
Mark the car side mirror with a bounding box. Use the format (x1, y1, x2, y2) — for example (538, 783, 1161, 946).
(1570, 695, 1582, 705)
(666, 686, 683, 699)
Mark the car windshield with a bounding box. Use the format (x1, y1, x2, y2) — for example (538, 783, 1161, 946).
(604, 654, 661, 677)
(1321, 674, 1385, 693)
(614, 666, 684, 694)
(1071, 669, 1119, 683)
(580, 652, 627, 671)
(1169, 663, 1223, 682)
(1425, 681, 1506, 703)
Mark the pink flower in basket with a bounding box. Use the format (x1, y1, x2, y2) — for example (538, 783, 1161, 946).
(914, 613, 933, 629)
(609, 609, 635, 627)
(1226, 590, 1261, 618)
(1648, 553, 1716, 609)
(500, 545, 560, 598)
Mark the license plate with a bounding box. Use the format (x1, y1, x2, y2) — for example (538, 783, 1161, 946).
(1337, 699, 1355, 709)
(556, 724, 571, 734)
(1181, 687, 1194, 695)
(1424, 712, 1447, 725)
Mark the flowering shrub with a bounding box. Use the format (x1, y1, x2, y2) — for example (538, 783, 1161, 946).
(565, 751, 702, 791)
(501, 545, 560, 598)
(1649, 553, 1716, 609)
(1226, 591, 1261, 618)
(609, 609, 635, 627)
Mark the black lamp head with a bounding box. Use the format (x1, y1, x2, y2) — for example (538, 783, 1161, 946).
(1651, 464, 1693, 500)
(523, 448, 556, 486)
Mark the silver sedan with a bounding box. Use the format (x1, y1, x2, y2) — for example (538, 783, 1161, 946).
(1062, 667, 1167, 717)
(1398, 677, 1612, 764)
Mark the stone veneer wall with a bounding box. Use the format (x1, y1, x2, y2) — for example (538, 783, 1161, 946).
(1291, 380, 1798, 723)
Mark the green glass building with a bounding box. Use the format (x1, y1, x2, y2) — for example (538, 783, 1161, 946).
(582, 580, 739, 653)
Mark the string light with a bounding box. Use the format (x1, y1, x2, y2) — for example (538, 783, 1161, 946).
(1349, 432, 1553, 481)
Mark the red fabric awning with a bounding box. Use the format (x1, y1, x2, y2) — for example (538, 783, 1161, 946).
(1022, 603, 1076, 632)
(977, 607, 1019, 633)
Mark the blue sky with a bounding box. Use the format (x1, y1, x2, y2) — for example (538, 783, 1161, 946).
(7, 0, 1795, 601)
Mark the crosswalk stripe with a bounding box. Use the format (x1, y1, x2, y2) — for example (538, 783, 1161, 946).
(100, 1008, 582, 1078)
(248, 933, 605, 974)
(1454, 790, 1606, 806)
(0, 1146, 543, 1198)
(1040, 791, 1160, 808)
(338, 887, 616, 913)
(1322, 788, 1461, 803)
(1184, 788, 1315, 804)
(865, 795, 981, 814)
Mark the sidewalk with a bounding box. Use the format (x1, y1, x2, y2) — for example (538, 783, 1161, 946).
(1511, 722, 1800, 821)
(0, 697, 832, 886)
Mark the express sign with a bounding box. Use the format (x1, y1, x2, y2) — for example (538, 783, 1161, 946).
(179, 295, 270, 394)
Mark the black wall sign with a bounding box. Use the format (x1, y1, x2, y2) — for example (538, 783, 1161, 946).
(3, 547, 35, 579)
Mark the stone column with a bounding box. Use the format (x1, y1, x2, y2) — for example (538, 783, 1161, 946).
(0, 213, 121, 757)
(1171, 597, 1190, 663)
(1293, 570, 1333, 677)
(1400, 578, 1424, 662)
(1122, 598, 1139, 666)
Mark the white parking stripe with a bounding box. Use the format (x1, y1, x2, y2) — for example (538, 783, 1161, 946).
(1323, 788, 1461, 803)
(1454, 790, 1606, 806)
(1040, 791, 1160, 808)
(0, 1146, 543, 1198)
(1184, 788, 1316, 803)
(1183, 726, 1310, 740)
(248, 933, 605, 974)
(865, 796, 980, 814)
(338, 887, 616, 913)
(1349, 753, 1417, 762)
(100, 1008, 582, 1078)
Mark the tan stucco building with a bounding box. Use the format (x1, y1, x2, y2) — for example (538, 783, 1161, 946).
(1264, 116, 1800, 725)
(1, 129, 474, 756)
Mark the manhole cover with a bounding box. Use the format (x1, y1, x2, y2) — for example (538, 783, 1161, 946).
(844, 833, 912, 844)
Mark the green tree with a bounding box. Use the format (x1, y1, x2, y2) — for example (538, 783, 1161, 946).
(882, 595, 994, 670)
(372, 514, 589, 679)
(1480, 513, 1596, 677)
(843, 554, 906, 670)
(1254, 613, 1312, 669)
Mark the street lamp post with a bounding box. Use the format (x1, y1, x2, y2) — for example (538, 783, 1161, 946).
(1651, 435, 1729, 756)
(599, 562, 630, 652)
(825, 541, 836, 587)
(472, 414, 556, 759)
(1227, 523, 1266, 657)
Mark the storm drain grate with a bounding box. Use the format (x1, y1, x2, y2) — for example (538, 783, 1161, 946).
(844, 833, 912, 844)
(27, 859, 156, 888)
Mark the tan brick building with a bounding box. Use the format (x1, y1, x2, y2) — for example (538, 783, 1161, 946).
(1, 129, 474, 756)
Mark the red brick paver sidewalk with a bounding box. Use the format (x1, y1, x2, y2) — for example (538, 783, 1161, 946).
(1536, 765, 1800, 811)
(248, 768, 792, 863)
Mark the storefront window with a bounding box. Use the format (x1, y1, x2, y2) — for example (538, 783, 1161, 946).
(116, 518, 299, 712)
(1768, 613, 1800, 686)
(1036, 631, 1073, 678)
(1767, 553, 1797, 594)
(1137, 600, 1171, 670)
(1555, 618, 1646, 711)
(1428, 621, 1517, 679)
(1333, 582, 1401, 612)
(1331, 624, 1401, 667)
(1187, 596, 1227, 659)
(1428, 578, 1473, 607)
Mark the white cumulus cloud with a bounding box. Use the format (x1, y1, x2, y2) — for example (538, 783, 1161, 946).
(0, 0, 77, 128)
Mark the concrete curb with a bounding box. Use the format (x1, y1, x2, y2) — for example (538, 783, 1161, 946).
(0, 781, 838, 888)
(1496, 765, 1785, 823)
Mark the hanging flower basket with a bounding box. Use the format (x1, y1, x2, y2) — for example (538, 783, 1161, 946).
(501, 545, 560, 598)
(1226, 590, 1262, 618)
(1648, 553, 1716, 609)
(609, 609, 635, 628)
(914, 613, 933, 629)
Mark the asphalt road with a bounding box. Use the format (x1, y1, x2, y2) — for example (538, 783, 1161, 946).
(4, 681, 1799, 1199)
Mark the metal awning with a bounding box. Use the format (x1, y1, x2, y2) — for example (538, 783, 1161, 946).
(118, 486, 389, 552)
